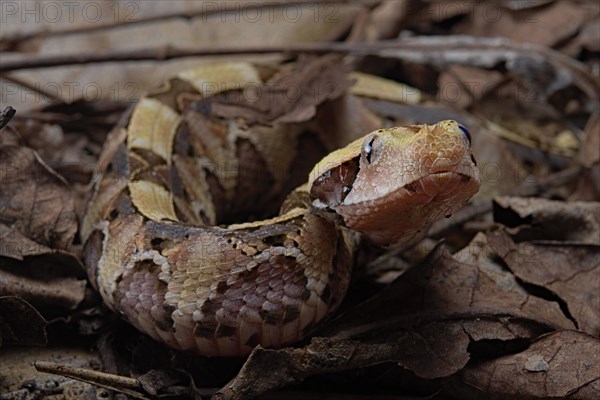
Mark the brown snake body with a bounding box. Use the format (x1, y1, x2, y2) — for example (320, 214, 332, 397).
(82, 58, 480, 356)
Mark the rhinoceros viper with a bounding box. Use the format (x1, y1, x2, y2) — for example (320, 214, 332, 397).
(81, 57, 480, 356)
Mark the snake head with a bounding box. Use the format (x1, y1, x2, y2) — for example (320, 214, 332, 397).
(308, 120, 481, 247)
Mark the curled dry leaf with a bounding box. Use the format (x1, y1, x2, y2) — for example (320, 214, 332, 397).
(215, 240, 575, 400)
(0, 222, 53, 260)
(493, 196, 600, 244)
(488, 229, 600, 336)
(138, 369, 188, 397)
(211, 55, 354, 125)
(0, 253, 86, 314)
(7, 117, 103, 187)
(0, 296, 47, 347)
(0, 139, 85, 316)
(447, 330, 600, 400)
(0, 144, 77, 251)
(215, 337, 418, 400)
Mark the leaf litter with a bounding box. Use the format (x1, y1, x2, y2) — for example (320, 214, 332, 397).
(0, 1, 598, 399)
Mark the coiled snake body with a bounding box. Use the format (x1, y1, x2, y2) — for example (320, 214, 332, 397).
(82, 59, 480, 356)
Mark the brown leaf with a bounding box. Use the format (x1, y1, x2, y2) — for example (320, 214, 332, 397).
(571, 111, 600, 201)
(455, 1, 594, 48)
(438, 65, 504, 109)
(0, 141, 85, 316)
(0, 296, 47, 347)
(0, 145, 77, 251)
(329, 235, 574, 333)
(447, 330, 600, 400)
(138, 369, 186, 396)
(363, 0, 412, 41)
(562, 15, 600, 55)
(579, 110, 600, 169)
(211, 55, 354, 125)
(488, 229, 600, 336)
(215, 336, 432, 400)
(0, 253, 86, 314)
(493, 196, 600, 243)
(0, 222, 53, 260)
(8, 117, 101, 186)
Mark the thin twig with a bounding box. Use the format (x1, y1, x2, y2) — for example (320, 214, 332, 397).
(0, 106, 16, 129)
(0, 43, 341, 71)
(1, 37, 596, 102)
(34, 361, 149, 400)
(0, 0, 357, 46)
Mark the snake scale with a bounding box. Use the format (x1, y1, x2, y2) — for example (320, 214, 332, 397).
(81, 57, 480, 356)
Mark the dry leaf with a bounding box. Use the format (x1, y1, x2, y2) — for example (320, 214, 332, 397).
(0, 296, 47, 347)
(0, 253, 86, 315)
(447, 330, 600, 400)
(211, 55, 354, 125)
(0, 145, 77, 251)
(571, 111, 600, 201)
(438, 65, 504, 109)
(493, 196, 600, 243)
(454, 1, 596, 48)
(488, 229, 600, 336)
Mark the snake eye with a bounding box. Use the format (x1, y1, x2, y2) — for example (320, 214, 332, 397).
(458, 124, 471, 145)
(364, 138, 374, 161)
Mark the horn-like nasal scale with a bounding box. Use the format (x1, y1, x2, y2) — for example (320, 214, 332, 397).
(309, 120, 481, 247)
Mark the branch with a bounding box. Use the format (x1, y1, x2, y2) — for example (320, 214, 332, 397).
(1, 37, 596, 101)
(0, 1, 356, 46)
(0, 106, 16, 130)
(34, 361, 149, 400)
(0, 43, 344, 72)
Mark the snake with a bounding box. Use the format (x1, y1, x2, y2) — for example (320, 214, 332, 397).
(81, 57, 481, 356)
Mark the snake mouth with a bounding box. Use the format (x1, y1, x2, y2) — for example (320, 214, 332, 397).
(403, 171, 475, 200)
(406, 170, 470, 189)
